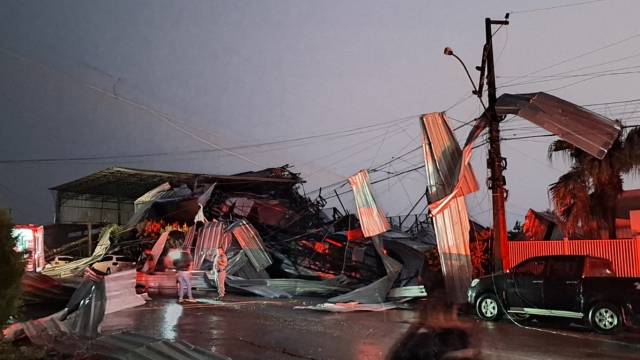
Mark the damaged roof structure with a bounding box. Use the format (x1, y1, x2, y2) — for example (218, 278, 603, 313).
(41, 164, 434, 307)
(35, 92, 623, 308)
(50, 166, 302, 225)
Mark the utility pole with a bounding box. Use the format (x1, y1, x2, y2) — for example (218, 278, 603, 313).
(485, 17, 510, 272)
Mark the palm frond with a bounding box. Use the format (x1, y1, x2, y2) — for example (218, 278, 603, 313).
(547, 139, 576, 162)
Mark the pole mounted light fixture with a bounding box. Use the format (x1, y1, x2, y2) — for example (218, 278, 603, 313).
(443, 47, 485, 107)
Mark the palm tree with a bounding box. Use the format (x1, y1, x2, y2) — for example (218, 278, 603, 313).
(548, 125, 640, 239)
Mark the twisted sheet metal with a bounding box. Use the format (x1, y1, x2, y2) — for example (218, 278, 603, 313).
(348, 170, 390, 238)
(21, 272, 76, 304)
(205, 272, 351, 298)
(421, 113, 479, 205)
(229, 219, 273, 271)
(4, 270, 107, 345)
(127, 182, 172, 228)
(421, 113, 476, 303)
(141, 231, 170, 272)
(328, 235, 402, 304)
(193, 221, 232, 269)
(104, 269, 146, 314)
(496, 92, 621, 159)
(226, 250, 249, 275)
(42, 225, 115, 278)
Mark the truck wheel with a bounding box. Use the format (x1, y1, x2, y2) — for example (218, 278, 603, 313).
(476, 293, 503, 321)
(589, 303, 622, 334)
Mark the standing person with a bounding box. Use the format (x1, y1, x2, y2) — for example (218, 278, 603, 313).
(213, 247, 228, 300)
(174, 250, 195, 303)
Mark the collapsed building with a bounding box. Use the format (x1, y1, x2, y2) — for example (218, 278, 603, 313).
(41, 166, 434, 303)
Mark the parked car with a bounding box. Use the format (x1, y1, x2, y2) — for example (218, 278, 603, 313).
(91, 255, 137, 275)
(45, 255, 75, 268)
(468, 255, 640, 333)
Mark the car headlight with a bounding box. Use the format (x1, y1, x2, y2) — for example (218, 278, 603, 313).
(470, 278, 480, 288)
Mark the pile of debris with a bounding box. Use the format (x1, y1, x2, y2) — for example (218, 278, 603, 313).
(39, 165, 433, 306)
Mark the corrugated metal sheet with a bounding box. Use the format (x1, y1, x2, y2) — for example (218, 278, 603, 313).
(89, 331, 230, 360)
(229, 219, 272, 271)
(226, 250, 249, 275)
(388, 285, 428, 298)
(134, 182, 172, 212)
(508, 238, 640, 277)
(193, 221, 232, 269)
(127, 182, 172, 227)
(182, 226, 197, 251)
(496, 92, 621, 159)
(204, 272, 351, 298)
(104, 269, 146, 314)
(420, 113, 478, 201)
(348, 170, 390, 237)
(9, 309, 69, 346)
(42, 225, 115, 278)
(420, 113, 477, 303)
(5, 270, 108, 345)
(59, 198, 134, 225)
(141, 231, 170, 272)
(198, 183, 216, 206)
(64, 277, 106, 339)
(431, 197, 473, 303)
(328, 236, 402, 304)
(21, 272, 75, 303)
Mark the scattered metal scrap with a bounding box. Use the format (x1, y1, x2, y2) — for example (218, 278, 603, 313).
(41, 225, 116, 278)
(495, 92, 621, 159)
(295, 301, 412, 313)
(42, 165, 435, 307)
(5, 267, 148, 352)
(4, 269, 107, 345)
(420, 113, 477, 304)
(20, 271, 75, 304)
(88, 331, 230, 360)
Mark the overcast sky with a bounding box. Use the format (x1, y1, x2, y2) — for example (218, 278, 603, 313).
(1, 0, 640, 227)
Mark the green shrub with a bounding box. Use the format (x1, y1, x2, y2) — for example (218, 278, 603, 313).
(0, 209, 24, 328)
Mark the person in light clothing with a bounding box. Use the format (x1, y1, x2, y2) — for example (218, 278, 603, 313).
(214, 247, 228, 300)
(174, 250, 195, 303)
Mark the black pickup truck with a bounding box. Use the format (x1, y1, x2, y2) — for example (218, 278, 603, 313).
(467, 255, 640, 333)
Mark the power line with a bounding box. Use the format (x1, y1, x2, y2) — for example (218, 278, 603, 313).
(0, 46, 428, 167)
(0, 113, 420, 165)
(499, 31, 640, 87)
(581, 97, 640, 107)
(498, 66, 640, 89)
(499, 51, 640, 80)
(509, 0, 609, 15)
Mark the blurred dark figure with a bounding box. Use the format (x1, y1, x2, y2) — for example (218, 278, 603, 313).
(388, 325, 473, 360)
(389, 299, 478, 360)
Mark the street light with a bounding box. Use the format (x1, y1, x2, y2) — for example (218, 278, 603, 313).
(443, 47, 483, 104)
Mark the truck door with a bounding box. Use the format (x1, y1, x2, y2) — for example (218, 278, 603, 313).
(543, 256, 583, 312)
(506, 257, 546, 308)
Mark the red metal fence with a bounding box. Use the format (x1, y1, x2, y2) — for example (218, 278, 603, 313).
(508, 238, 640, 277)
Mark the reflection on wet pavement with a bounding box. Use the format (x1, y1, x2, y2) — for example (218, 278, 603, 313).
(101, 294, 640, 360)
(160, 302, 182, 340)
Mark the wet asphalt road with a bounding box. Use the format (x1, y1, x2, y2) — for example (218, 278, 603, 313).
(101, 292, 640, 360)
